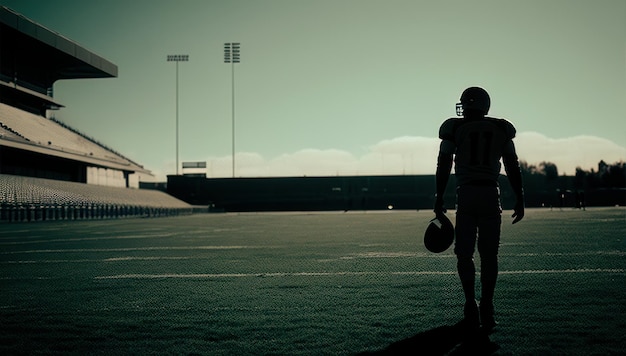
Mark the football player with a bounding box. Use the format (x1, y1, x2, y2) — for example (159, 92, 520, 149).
(434, 87, 524, 331)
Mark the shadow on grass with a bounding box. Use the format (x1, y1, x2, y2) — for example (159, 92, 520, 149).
(359, 321, 499, 356)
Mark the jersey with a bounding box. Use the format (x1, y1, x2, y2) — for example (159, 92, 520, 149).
(439, 117, 516, 186)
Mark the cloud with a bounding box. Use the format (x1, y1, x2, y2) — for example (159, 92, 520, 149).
(515, 132, 626, 175)
(199, 137, 440, 178)
(148, 133, 625, 180)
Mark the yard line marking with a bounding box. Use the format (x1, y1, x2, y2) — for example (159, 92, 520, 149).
(94, 272, 457, 279)
(501, 251, 626, 257)
(0, 233, 178, 245)
(102, 256, 192, 261)
(94, 268, 625, 280)
(2, 251, 623, 264)
(499, 268, 626, 275)
(3, 248, 623, 259)
(1, 256, 192, 264)
(0, 245, 265, 254)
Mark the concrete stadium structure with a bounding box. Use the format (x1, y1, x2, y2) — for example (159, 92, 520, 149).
(0, 7, 191, 222)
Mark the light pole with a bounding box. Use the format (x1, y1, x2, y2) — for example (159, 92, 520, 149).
(166, 54, 189, 175)
(224, 43, 240, 178)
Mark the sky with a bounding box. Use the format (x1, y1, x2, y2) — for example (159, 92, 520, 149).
(2, 0, 625, 181)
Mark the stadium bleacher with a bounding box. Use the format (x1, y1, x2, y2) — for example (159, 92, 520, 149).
(0, 123, 28, 142)
(0, 103, 128, 165)
(0, 174, 192, 222)
(0, 6, 197, 222)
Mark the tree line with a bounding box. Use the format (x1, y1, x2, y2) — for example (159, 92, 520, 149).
(518, 160, 625, 208)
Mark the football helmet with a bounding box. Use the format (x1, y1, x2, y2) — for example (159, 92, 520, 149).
(424, 214, 454, 253)
(456, 87, 490, 116)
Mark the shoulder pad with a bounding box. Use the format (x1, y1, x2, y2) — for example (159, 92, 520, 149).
(486, 117, 516, 139)
(501, 119, 516, 139)
(439, 118, 459, 141)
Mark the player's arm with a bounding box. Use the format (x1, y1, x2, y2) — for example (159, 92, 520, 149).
(435, 144, 454, 216)
(435, 119, 456, 217)
(502, 140, 524, 224)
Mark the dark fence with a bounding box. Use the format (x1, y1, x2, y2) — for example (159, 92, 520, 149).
(167, 174, 625, 213)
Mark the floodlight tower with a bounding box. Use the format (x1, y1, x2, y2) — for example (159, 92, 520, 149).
(224, 43, 240, 178)
(166, 54, 189, 175)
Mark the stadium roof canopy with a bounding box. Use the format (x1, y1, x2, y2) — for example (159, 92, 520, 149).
(0, 7, 152, 181)
(0, 6, 118, 95)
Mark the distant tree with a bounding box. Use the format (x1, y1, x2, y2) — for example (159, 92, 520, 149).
(598, 160, 609, 175)
(573, 160, 625, 189)
(538, 162, 559, 180)
(601, 161, 625, 187)
(575, 167, 587, 189)
(518, 160, 624, 207)
(520, 160, 538, 175)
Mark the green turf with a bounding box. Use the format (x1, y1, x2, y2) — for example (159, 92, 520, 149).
(0, 208, 624, 355)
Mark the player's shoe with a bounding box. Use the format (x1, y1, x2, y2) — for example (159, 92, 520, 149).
(480, 302, 498, 332)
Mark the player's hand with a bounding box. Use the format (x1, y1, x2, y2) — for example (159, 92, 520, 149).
(512, 201, 524, 224)
(434, 198, 447, 219)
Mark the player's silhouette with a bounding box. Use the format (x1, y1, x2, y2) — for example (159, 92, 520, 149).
(434, 87, 525, 332)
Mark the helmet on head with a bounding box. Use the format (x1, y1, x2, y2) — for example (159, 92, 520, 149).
(456, 87, 490, 116)
(423, 214, 454, 253)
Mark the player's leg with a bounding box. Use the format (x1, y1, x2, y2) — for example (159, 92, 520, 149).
(476, 189, 502, 331)
(477, 216, 500, 305)
(455, 212, 480, 329)
(455, 186, 480, 327)
(455, 213, 477, 303)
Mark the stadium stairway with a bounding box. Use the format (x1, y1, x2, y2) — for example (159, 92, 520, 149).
(0, 174, 193, 222)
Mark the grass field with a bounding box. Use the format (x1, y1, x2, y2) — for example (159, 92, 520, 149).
(1, 208, 624, 355)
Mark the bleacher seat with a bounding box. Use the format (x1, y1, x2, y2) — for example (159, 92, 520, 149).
(0, 103, 129, 164)
(0, 174, 192, 222)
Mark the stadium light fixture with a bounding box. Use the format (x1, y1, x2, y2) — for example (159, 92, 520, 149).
(167, 54, 189, 175)
(224, 43, 240, 178)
